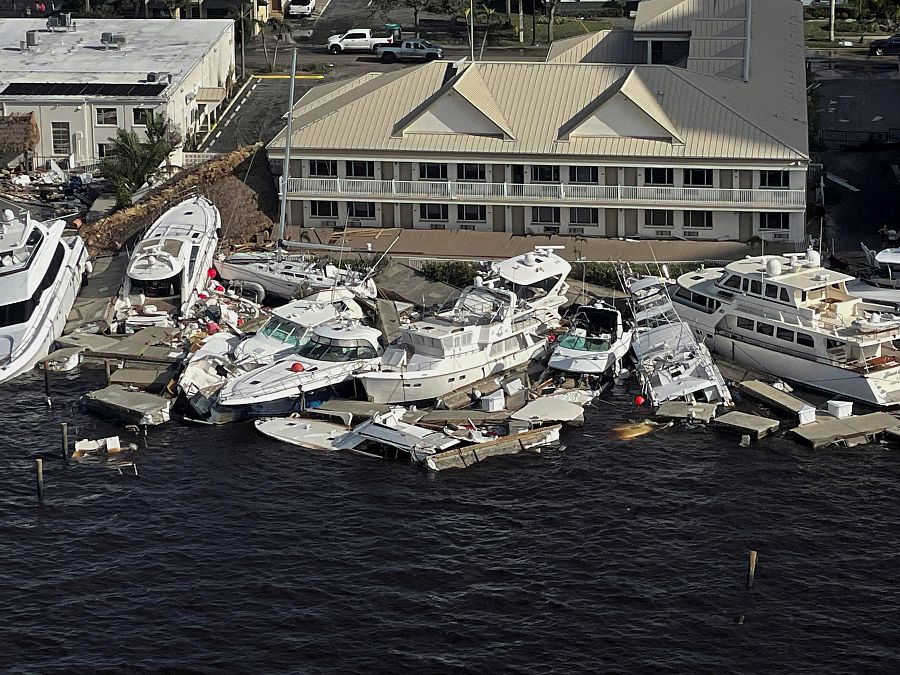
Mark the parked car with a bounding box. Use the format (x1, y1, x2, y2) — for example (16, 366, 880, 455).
(326, 29, 394, 54)
(869, 34, 900, 56)
(376, 40, 444, 63)
(287, 0, 315, 17)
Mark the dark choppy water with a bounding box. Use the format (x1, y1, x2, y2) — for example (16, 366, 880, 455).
(2, 369, 900, 672)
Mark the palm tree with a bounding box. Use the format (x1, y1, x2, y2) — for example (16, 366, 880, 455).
(478, 3, 496, 59)
(256, 17, 291, 72)
(101, 113, 181, 206)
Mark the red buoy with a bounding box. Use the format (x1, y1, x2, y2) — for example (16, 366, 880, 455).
(290, 362, 305, 373)
(207, 268, 217, 279)
(634, 395, 646, 406)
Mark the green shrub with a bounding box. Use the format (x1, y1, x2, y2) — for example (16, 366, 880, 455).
(420, 261, 481, 287)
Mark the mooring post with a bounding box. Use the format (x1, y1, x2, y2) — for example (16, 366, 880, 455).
(104, 359, 111, 385)
(43, 362, 51, 407)
(746, 550, 758, 590)
(60, 422, 68, 464)
(35, 458, 44, 503)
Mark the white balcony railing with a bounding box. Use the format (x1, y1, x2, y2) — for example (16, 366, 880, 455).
(286, 177, 806, 210)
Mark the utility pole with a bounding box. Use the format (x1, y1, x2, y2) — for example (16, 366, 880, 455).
(469, 0, 475, 61)
(829, 0, 836, 42)
(518, 0, 524, 43)
(531, 0, 536, 45)
(241, 2, 247, 81)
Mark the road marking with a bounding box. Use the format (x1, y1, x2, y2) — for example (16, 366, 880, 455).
(215, 131, 222, 139)
(254, 74, 326, 79)
(196, 75, 254, 150)
(235, 104, 242, 112)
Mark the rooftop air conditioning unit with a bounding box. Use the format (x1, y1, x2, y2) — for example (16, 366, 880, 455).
(321, 220, 338, 227)
(101, 31, 112, 43)
(347, 219, 362, 227)
(25, 30, 39, 47)
(147, 72, 158, 82)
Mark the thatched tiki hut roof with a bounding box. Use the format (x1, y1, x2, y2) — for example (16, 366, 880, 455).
(0, 113, 40, 155)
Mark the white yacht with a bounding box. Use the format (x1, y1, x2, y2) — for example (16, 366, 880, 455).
(232, 288, 366, 368)
(490, 246, 571, 323)
(671, 250, 900, 406)
(115, 196, 219, 328)
(0, 209, 89, 384)
(357, 279, 557, 405)
(215, 252, 377, 301)
(548, 301, 633, 378)
(214, 321, 384, 417)
(624, 273, 732, 407)
(846, 244, 900, 308)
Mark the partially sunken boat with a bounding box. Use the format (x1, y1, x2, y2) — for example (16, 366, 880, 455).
(115, 195, 219, 329)
(623, 273, 732, 407)
(0, 209, 89, 384)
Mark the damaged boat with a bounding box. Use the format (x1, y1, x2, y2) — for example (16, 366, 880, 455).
(548, 301, 633, 379)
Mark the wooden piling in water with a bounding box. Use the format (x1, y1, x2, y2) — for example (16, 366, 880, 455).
(60, 422, 68, 464)
(43, 362, 51, 406)
(35, 458, 44, 503)
(746, 550, 758, 589)
(104, 359, 111, 385)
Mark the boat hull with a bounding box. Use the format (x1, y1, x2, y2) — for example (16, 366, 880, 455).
(0, 235, 88, 385)
(548, 337, 631, 376)
(215, 260, 304, 299)
(358, 341, 547, 404)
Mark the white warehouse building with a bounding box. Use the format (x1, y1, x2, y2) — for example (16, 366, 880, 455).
(0, 18, 235, 167)
(269, 0, 809, 243)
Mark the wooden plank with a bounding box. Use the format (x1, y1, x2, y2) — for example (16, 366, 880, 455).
(737, 380, 808, 415)
(424, 425, 561, 471)
(655, 401, 718, 423)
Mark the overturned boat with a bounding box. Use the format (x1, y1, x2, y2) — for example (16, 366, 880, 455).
(549, 301, 633, 378)
(623, 273, 732, 407)
(0, 209, 89, 384)
(115, 195, 219, 329)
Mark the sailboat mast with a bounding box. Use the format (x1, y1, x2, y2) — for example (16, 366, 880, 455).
(277, 47, 299, 251)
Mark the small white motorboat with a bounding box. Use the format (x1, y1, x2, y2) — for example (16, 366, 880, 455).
(254, 413, 353, 451)
(549, 301, 633, 378)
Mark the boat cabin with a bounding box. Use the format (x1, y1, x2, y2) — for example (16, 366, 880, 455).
(492, 246, 571, 308)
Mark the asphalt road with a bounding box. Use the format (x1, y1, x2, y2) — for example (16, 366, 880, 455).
(200, 77, 295, 152)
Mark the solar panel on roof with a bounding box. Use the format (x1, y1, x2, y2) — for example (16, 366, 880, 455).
(0, 82, 167, 97)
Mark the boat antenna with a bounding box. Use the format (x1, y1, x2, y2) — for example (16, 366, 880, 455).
(276, 47, 299, 263)
(330, 213, 349, 303)
(360, 235, 401, 285)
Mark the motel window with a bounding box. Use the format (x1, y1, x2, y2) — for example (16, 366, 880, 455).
(797, 333, 815, 348)
(310, 201, 338, 217)
(531, 165, 560, 183)
(645, 210, 673, 228)
(97, 143, 115, 159)
(420, 204, 449, 220)
(684, 169, 713, 187)
(569, 166, 599, 184)
(570, 208, 599, 225)
(133, 108, 152, 126)
(685, 211, 713, 228)
(457, 163, 485, 181)
(458, 204, 487, 222)
(347, 202, 375, 219)
(760, 212, 791, 230)
(760, 170, 789, 189)
(644, 167, 673, 185)
(95, 107, 118, 126)
(532, 207, 560, 224)
(309, 160, 337, 177)
(346, 161, 375, 178)
(736, 317, 754, 330)
(419, 163, 447, 180)
(51, 122, 71, 155)
(756, 322, 774, 336)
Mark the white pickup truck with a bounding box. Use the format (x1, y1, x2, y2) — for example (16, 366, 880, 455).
(326, 29, 394, 54)
(287, 0, 315, 17)
(376, 40, 444, 63)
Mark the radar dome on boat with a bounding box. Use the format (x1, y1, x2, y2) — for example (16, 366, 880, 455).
(766, 258, 783, 277)
(474, 275, 483, 287)
(523, 253, 536, 267)
(2, 209, 14, 222)
(805, 249, 821, 267)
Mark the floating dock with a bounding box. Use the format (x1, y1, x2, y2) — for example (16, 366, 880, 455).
(424, 424, 561, 471)
(655, 401, 719, 423)
(736, 380, 808, 416)
(791, 412, 900, 448)
(714, 411, 780, 440)
(83, 386, 172, 426)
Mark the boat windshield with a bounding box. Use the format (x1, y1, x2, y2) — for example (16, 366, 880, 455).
(296, 334, 379, 362)
(558, 334, 610, 352)
(129, 274, 182, 299)
(259, 317, 308, 347)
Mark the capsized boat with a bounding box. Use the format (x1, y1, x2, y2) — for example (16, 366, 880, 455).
(0, 208, 89, 384)
(623, 272, 732, 407)
(331, 406, 462, 461)
(115, 195, 219, 329)
(671, 249, 900, 406)
(846, 244, 900, 309)
(548, 301, 633, 378)
(215, 251, 377, 301)
(214, 321, 384, 418)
